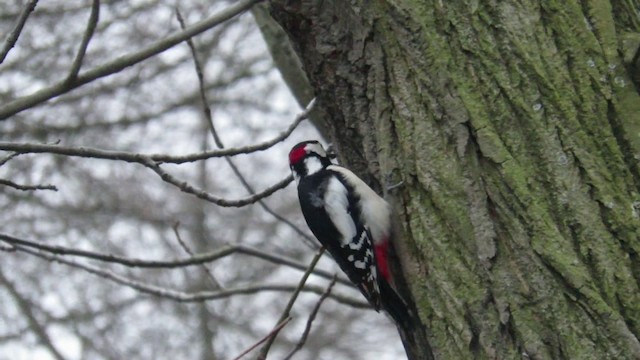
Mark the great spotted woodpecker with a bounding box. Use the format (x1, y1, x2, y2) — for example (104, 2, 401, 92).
(289, 140, 413, 328)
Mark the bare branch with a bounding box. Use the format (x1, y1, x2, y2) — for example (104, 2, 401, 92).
(0, 152, 20, 167)
(60, 57, 288, 212)
(232, 318, 292, 360)
(177, 9, 317, 245)
(0, 0, 264, 120)
(0, 233, 352, 286)
(172, 222, 222, 289)
(142, 156, 293, 207)
(0, 269, 67, 360)
(0, 100, 311, 163)
(67, 0, 100, 81)
(2, 244, 369, 308)
(0, 0, 39, 64)
(0, 178, 57, 192)
(0, 243, 16, 252)
(0, 142, 293, 206)
(284, 275, 337, 360)
(257, 247, 325, 360)
(175, 7, 219, 146)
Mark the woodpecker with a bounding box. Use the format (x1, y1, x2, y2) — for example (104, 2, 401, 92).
(289, 140, 413, 328)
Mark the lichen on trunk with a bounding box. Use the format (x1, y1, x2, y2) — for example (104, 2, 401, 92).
(268, 0, 640, 359)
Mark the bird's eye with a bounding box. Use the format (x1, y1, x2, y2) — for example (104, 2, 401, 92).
(326, 144, 337, 159)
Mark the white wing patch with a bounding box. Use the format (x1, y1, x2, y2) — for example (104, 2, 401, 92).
(354, 260, 367, 269)
(324, 177, 357, 245)
(327, 165, 391, 244)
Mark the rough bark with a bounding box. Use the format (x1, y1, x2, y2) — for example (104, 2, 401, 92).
(268, 0, 640, 359)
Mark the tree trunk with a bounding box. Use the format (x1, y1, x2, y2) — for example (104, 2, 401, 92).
(268, 1, 640, 359)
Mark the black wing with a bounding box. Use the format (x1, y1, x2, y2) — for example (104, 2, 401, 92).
(297, 172, 381, 310)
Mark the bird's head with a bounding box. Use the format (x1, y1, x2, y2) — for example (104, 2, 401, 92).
(289, 140, 332, 180)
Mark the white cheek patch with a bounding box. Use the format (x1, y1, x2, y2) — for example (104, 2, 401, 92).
(304, 157, 324, 176)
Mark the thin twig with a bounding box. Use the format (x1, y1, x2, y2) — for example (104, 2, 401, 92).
(153, 11, 297, 208)
(0, 108, 308, 163)
(284, 275, 337, 359)
(0, 147, 293, 206)
(0, 0, 264, 120)
(0, 152, 20, 167)
(67, 0, 100, 81)
(0, 243, 16, 252)
(141, 155, 293, 207)
(175, 8, 218, 144)
(256, 248, 326, 360)
(3, 244, 369, 307)
(0, 0, 39, 64)
(231, 317, 292, 360)
(177, 9, 316, 245)
(172, 222, 221, 288)
(0, 269, 67, 360)
(0, 233, 352, 286)
(0, 178, 58, 191)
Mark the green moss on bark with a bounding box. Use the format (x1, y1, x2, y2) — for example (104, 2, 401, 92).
(270, 0, 640, 358)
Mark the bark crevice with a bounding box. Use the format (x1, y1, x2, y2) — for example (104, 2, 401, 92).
(268, 0, 640, 358)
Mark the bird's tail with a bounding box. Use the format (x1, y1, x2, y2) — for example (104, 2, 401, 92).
(378, 278, 417, 331)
